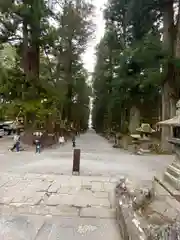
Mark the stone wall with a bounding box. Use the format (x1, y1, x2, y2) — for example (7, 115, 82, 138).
(115, 178, 180, 240)
(115, 179, 149, 240)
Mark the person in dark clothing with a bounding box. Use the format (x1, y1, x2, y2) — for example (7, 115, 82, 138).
(72, 134, 76, 147)
(35, 139, 41, 153)
(10, 132, 20, 152)
(33, 131, 42, 153)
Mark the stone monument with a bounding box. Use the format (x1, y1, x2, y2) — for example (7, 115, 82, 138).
(156, 99, 180, 201)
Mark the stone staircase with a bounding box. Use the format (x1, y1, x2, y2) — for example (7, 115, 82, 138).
(155, 159, 180, 201)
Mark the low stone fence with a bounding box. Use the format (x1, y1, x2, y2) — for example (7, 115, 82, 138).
(115, 178, 180, 240)
(115, 179, 149, 240)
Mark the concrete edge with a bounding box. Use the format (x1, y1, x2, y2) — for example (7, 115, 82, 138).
(115, 181, 150, 240)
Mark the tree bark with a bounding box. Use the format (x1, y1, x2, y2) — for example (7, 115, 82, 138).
(22, 20, 29, 75)
(161, 1, 176, 152)
(161, 82, 172, 151)
(128, 106, 140, 134)
(66, 37, 73, 123)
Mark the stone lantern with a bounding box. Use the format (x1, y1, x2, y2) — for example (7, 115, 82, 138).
(131, 123, 155, 154)
(156, 100, 180, 201)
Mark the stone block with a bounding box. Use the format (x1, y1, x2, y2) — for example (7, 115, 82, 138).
(3, 177, 21, 187)
(0, 189, 14, 204)
(72, 194, 94, 208)
(89, 196, 110, 208)
(165, 195, 180, 210)
(0, 215, 44, 240)
(68, 187, 81, 195)
(147, 213, 169, 225)
(11, 193, 29, 204)
(91, 181, 104, 192)
(109, 177, 118, 183)
(69, 176, 82, 187)
(80, 207, 115, 219)
(108, 192, 116, 208)
(167, 164, 180, 179)
(23, 192, 45, 205)
(154, 176, 180, 201)
(58, 187, 71, 194)
(35, 181, 52, 192)
(164, 171, 180, 190)
(15, 205, 48, 215)
(93, 191, 109, 199)
(46, 194, 75, 206)
(148, 200, 168, 216)
(163, 208, 178, 221)
(172, 161, 180, 170)
(48, 183, 60, 193)
(49, 205, 79, 217)
(0, 205, 15, 215)
(104, 182, 115, 192)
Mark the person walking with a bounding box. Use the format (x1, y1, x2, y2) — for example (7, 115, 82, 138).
(72, 134, 76, 148)
(59, 135, 65, 146)
(35, 139, 41, 153)
(10, 131, 20, 152)
(33, 131, 42, 153)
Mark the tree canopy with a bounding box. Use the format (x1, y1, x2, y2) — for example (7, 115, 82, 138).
(92, 0, 180, 151)
(0, 0, 94, 132)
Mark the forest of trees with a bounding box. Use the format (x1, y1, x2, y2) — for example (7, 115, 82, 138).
(0, 0, 93, 133)
(92, 0, 180, 151)
(1, 0, 180, 150)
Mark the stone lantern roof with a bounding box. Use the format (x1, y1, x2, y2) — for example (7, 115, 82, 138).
(136, 123, 155, 133)
(158, 100, 180, 126)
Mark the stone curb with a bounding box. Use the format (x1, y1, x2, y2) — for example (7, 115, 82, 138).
(115, 179, 150, 240)
(115, 178, 180, 240)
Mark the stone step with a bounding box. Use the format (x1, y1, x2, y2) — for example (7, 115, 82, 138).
(164, 171, 180, 191)
(172, 162, 180, 171)
(167, 165, 180, 179)
(175, 148, 180, 159)
(154, 176, 180, 202)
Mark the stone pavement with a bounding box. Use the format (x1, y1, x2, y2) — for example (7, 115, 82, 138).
(0, 130, 174, 239)
(0, 173, 120, 239)
(0, 131, 172, 180)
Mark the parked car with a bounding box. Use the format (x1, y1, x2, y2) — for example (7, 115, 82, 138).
(0, 123, 4, 137)
(3, 121, 14, 135)
(3, 121, 24, 135)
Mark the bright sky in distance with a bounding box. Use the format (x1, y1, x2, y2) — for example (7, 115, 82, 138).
(82, 0, 107, 75)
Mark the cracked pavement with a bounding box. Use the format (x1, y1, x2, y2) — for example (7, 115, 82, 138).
(0, 130, 173, 239)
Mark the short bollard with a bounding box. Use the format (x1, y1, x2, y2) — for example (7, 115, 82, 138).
(72, 149, 80, 175)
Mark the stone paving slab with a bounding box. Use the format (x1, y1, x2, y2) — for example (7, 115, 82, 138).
(0, 172, 121, 239)
(0, 215, 44, 240)
(80, 207, 115, 219)
(0, 131, 173, 239)
(0, 173, 118, 218)
(0, 214, 121, 240)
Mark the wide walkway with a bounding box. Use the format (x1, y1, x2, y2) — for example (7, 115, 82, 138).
(0, 130, 173, 239)
(1, 129, 171, 181)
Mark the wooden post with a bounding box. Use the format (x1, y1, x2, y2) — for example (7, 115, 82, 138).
(72, 149, 80, 175)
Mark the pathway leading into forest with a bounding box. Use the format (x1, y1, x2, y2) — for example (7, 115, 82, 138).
(0, 130, 173, 239)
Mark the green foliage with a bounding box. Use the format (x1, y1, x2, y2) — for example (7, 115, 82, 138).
(93, 0, 163, 132)
(0, 0, 93, 130)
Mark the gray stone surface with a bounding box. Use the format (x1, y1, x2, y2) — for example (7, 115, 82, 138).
(0, 131, 174, 239)
(0, 172, 120, 239)
(80, 207, 115, 218)
(0, 132, 172, 180)
(0, 215, 120, 240)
